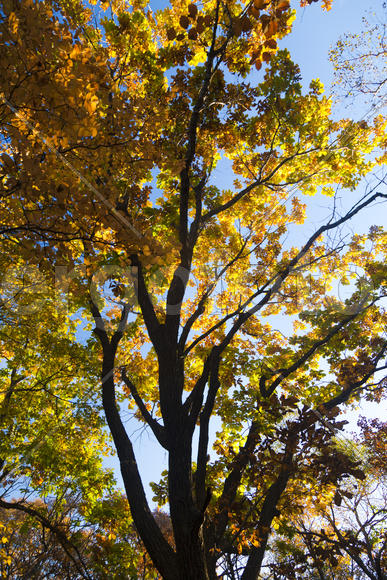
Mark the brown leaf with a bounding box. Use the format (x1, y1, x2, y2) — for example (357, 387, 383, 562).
(260, 14, 271, 27)
(232, 19, 243, 37)
(276, 0, 290, 11)
(188, 3, 198, 19)
(179, 15, 190, 29)
(188, 28, 198, 40)
(265, 19, 278, 37)
(196, 20, 204, 34)
(1, 153, 14, 170)
(250, 5, 261, 19)
(351, 468, 366, 481)
(249, 50, 261, 64)
(264, 38, 277, 49)
(241, 16, 252, 32)
(166, 28, 176, 40)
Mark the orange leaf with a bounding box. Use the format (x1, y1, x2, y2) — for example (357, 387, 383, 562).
(265, 19, 278, 37)
(254, 0, 270, 9)
(276, 0, 290, 11)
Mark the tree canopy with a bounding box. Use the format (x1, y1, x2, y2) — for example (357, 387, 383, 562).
(0, 0, 386, 578)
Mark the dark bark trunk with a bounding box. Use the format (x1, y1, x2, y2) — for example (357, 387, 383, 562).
(167, 425, 210, 579)
(156, 346, 210, 579)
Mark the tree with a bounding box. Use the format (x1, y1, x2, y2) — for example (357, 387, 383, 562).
(0, 235, 116, 513)
(266, 419, 387, 580)
(0, 493, 165, 578)
(0, 495, 98, 579)
(330, 2, 387, 106)
(0, 198, 125, 575)
(0, 0, 386, 578)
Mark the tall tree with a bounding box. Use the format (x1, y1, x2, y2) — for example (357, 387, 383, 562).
(0, 0, 386, 578)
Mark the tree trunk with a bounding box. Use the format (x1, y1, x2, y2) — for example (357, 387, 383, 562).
(168, 428, 210, 579)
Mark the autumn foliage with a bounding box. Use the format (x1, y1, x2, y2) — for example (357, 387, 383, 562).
(0, 0, 386, 578)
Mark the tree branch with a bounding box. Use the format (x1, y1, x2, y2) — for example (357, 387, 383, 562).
(323, 340, 387, 410)
(201, 148, 320, 223)
(260, 305, 373, 398)
(209, 190, 387, 363)
(165, 0, 223, 342)
(240, 447, 294, 580)
(214, 420, 261, 542)
(129, 254, 165, 355)
(121, 367, 168, 450)
(179, 237, 249, 352)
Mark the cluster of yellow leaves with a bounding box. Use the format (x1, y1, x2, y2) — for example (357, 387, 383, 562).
(0, 526, 12, 571)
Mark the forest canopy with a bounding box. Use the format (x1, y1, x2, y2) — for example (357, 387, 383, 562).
(0, 0, 386, 578)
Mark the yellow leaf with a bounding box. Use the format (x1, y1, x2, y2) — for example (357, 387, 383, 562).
(85, 94, 99, 115)
(189, 47, 207, 67)
(8, 12, 19, 35)
(70, 45, 82, 60)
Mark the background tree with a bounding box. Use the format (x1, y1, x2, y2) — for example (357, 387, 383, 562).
(0, 239, 114, 501)
(0, 0, 386, 578)
(0, 493, 166, 578)
(0, 239, 123, 576)
(330, 2, 387, 106)
(265, 419, 387, 580)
